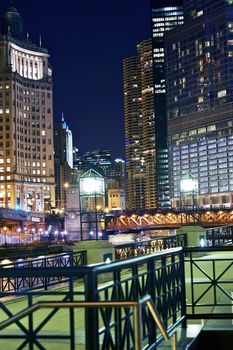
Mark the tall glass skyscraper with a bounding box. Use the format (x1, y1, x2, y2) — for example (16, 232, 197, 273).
(166, 0, 233, 208)
(151, 0, 184, 208)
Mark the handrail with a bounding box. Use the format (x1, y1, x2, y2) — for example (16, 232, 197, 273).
(0, 295, 178, 350)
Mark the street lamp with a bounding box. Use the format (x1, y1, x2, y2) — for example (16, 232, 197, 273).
(3, 226, 7, 247)
(31, 228, 36, 243)
(63, 230, 68, 243)
(79, 170, 105, 241)
(39, 228, 43, 241)
(180, 173, 199, 223)
(17, 227, 21, 245)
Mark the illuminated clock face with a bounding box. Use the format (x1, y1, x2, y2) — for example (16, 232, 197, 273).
(80, 178, 104, 195)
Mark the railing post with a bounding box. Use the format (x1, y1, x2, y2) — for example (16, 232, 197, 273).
(69, 276, 75, 350)
(114, 269, 122, 349)
(172, 332, 177, 350)
(147, 258, 157, 345)
(85, 268, 98, 350)
(163, 238, 167, 250)
(180, 249, 187, 328)
(134, 304, 142, 350)
(28, 294, 34, 350)
(212, 229, 215, 246)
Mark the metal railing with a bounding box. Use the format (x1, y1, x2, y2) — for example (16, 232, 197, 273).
(206, 225, 233, 246)
(115, 233, 187, 259)
(0, 295, 177, 350)
(0, 247, 185, 349)
(185, 245, 233, 319)
(0, 250, 87, 292)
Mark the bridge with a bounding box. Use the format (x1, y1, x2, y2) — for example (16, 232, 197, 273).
(106, 209, 233, 231)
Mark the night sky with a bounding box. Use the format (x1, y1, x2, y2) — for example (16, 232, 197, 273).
(1, 1, 151, 157)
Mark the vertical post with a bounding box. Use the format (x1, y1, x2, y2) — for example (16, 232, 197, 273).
(180, 249, 187, 327)
(134, 304, 142, 350)
(28, 294, 34, 350)
(172, 332, 177, 350)
(148, 258, 157, 345)
(85, 269, 98, 350)
(69, 276, 75, 350)
(212, 228, 215, 246)
(95, 193, 98, 240)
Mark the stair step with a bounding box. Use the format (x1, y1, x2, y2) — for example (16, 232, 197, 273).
(157, 324, 203, 349)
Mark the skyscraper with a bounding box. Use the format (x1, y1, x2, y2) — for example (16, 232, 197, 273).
(54, 113, 73, 169)
(0, 3, 55, 212)
(124, 39, 155, 210)
(166, 0, 233, 208)
(54, 114, 74, 209)
(151, 0, 184, 208)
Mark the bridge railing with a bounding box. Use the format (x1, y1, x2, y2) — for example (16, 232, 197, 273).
(114, 233, 187, 259)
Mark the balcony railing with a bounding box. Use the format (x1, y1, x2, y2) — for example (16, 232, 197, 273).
(0, 244, 232, 349)
(0, 247, 185, 350)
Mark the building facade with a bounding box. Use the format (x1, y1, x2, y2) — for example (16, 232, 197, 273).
(151, 0, 184, 208)
(166, 0, 233, 208)
(0, 3, 55, 212)
(107, 188, 126, 212)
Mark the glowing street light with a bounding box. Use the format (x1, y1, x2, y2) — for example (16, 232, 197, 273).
(180, 173, 199, 223)
(180, 175, 198, 194)
(63, 230, 68, 242)
(3, 226, 7, 247)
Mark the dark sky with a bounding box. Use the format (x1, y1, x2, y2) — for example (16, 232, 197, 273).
(1, 1, 151, 157)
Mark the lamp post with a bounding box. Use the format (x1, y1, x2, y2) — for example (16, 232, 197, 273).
(3, 226, 7, 247)
(63, 230, 68, 243)
(79, 170, 105, 241)
(31, 227, 35, 243)
(39, 228, 43, 241)
(17, 227, 21, 246)
(180, 174, 198, 224)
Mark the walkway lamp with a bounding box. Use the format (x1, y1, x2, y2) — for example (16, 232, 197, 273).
(79, 169, 105, 240)
(180, 174, 198, 223)
(17, 227, 21, 245)
(3, 226, 7, 247)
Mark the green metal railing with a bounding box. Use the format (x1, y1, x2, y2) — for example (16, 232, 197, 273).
(0, 295, 177, 350)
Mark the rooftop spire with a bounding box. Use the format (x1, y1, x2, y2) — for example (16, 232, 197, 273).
(1, 1, 24, 39)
